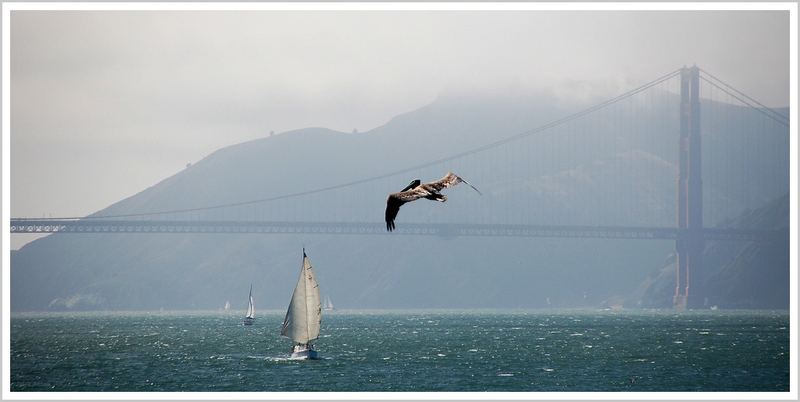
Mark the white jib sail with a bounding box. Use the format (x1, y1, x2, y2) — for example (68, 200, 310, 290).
(281, 251, 321, 344)
(246, 284, 255, 319)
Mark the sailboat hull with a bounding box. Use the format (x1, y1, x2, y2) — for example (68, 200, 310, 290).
(290, 344, 319, 360)
(243, 317, 254, 326)
(290, 349, 319, 360)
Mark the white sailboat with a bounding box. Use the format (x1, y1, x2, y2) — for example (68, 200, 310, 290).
(281, 249, 322, 360)
(243, 284, 255, 326)
(323, 295, 335, 311)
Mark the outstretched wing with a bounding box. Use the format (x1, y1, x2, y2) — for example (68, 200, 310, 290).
(424, 172, 463, 192)
(425, 172, 482, 195)
(385, 189, 427, 232)
(385, 195, 401, 232)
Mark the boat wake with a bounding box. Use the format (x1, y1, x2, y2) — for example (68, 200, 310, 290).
(247, 355, 294, 362)
(246, 355, 332, 362)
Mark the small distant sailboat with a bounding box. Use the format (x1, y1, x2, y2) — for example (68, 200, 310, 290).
(224, 300, 231, 311)
(243, 284, 255, 326)
(281, 249, 322, 360)
(323, 295, 335, 311)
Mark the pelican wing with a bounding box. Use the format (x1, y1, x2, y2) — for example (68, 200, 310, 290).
(385, 189, 427, 232)
(424, 172, 463, 192)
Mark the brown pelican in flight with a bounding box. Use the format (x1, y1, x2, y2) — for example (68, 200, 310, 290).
(385, 172, 481, 232)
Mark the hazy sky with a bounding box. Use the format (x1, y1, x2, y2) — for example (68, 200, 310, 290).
(8, 8, 791, 248)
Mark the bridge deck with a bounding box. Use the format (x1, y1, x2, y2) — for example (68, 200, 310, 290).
(9, 219, 782, 242)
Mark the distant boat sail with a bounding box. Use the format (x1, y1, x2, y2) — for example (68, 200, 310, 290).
(243, 284, 255, 326)
(224, 300, 231, 311)
(323, 295, 335, 311)
(281, 249, 321, 360)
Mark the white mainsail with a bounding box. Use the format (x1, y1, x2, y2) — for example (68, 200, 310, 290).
(245, 284, 255, 319)
(281, 250, 321, 344)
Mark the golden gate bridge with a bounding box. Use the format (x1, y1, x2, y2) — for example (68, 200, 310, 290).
(10, 66, 791, 309)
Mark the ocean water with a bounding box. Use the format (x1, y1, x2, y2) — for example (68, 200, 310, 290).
(10, 309, 789, 392)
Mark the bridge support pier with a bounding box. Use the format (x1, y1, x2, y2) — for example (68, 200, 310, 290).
(674, 66, 705, 310)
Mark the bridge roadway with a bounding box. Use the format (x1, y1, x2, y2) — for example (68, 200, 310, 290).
(9, 219, 783, 242)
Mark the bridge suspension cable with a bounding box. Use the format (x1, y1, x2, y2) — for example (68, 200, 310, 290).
(17, 67, 683, 221)
(699, 68, 789, 127)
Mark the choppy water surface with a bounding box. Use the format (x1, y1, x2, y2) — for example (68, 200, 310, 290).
(10, 309, 789, 392)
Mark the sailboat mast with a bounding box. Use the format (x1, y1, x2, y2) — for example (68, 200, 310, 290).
(303, 251, 310, 342)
